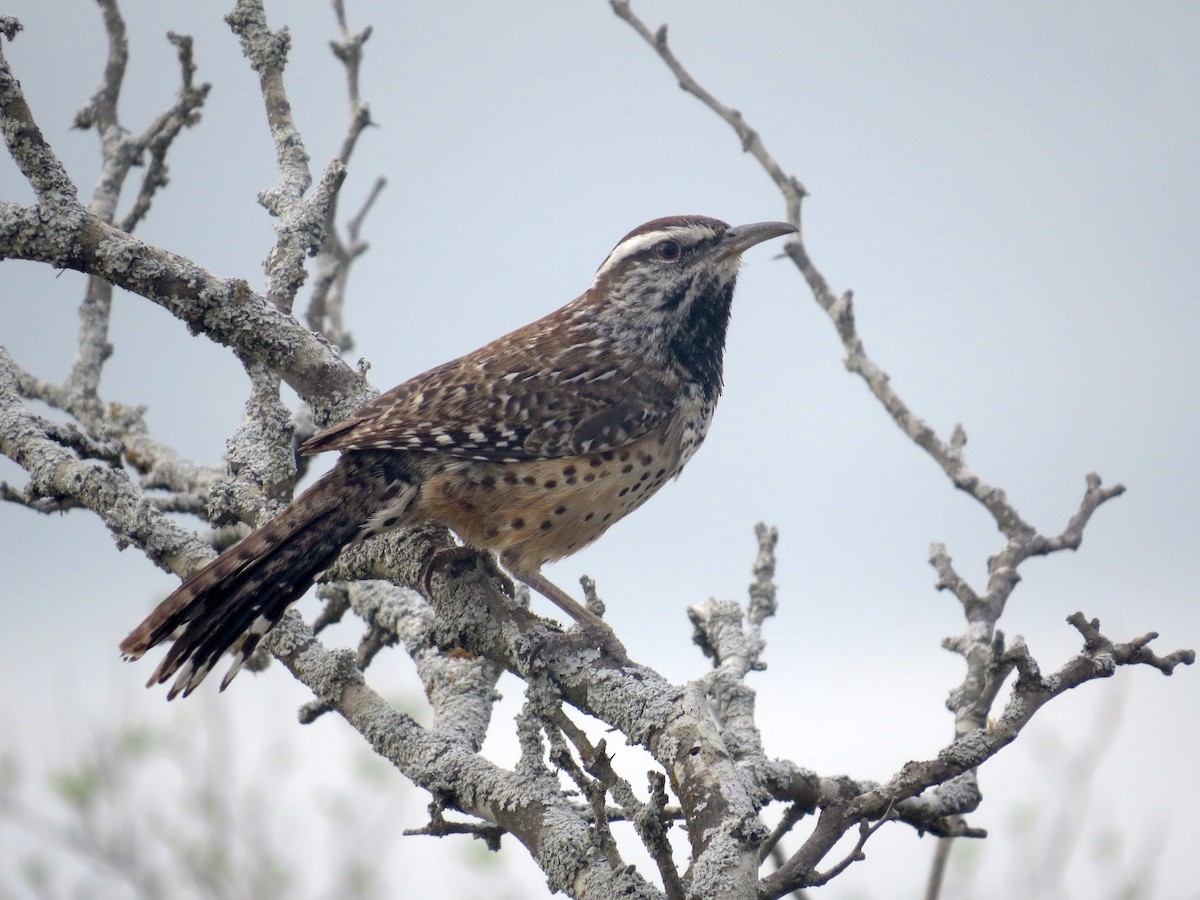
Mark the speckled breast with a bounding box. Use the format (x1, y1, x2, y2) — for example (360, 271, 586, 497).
(416, 425, 693, 574)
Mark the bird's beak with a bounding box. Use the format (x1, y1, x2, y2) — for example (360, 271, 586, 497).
(718, 221, 797, 258)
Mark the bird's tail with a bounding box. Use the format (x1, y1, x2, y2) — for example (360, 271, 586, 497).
(120, 453, 416, 700)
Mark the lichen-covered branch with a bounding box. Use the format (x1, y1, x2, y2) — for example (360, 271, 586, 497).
(0, 348, 212, 577)
(226, 0, 346, 315)
(261, 609, 664, 898)
(0, 197, 370, 420)
(326, 525, 767, 898)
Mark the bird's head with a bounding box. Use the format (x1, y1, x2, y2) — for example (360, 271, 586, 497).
(579, 215, 796, 395)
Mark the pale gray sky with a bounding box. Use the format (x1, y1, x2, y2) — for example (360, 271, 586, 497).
(2, 2, 1197, 897)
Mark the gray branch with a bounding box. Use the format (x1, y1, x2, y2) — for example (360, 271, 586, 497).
(0, 348, 211, 578)
(305, 0, 382, 352)
(262, 609, 664, 899)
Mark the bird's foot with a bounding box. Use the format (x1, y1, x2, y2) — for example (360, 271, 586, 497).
(422, 546, 516, 599)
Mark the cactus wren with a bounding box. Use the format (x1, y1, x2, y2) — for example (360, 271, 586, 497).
(120, 215, 796, 698)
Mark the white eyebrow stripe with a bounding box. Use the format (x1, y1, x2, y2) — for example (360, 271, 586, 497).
(590, 223, 719, 283)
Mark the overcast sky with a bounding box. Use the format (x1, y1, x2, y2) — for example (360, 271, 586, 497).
(2, 2, 1197, 897)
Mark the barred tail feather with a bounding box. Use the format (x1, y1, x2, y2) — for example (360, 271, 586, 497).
(120, 454, 414, 699)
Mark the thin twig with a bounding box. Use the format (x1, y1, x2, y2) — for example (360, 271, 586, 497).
(403, 802, 504, 852)
(118, 32, 211, 233)
(808, 802, 897, 887)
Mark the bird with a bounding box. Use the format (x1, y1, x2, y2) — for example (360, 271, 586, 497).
(120, 215, 797, 699)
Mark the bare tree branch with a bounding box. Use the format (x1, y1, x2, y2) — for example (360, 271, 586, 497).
(760, 616, 1190, 898)
(0, 347, 212, 577)
(118, 32, 211, 234)
(403, 802, 505, 852)
(305, 0, 381, 351)
(261, 608, 666, 898)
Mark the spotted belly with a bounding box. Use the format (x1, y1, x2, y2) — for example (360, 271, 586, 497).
(415, 430, 685, 574)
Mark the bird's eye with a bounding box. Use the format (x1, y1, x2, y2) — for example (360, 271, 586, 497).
(655, 239, 682, 261)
